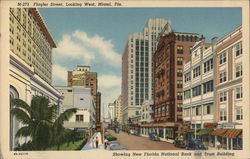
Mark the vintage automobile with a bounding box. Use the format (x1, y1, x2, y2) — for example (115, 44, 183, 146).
(108, 141, 127, 150)
(185, 139, 208, 150)
(149, 133, 160, 141)
(173, 137, 186, 148)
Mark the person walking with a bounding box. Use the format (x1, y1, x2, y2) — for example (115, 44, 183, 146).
(104, 138, 109, 150)
(94, 136, 99, 148)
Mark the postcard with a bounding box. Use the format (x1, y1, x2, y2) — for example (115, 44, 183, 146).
(0, 0, 249, 159)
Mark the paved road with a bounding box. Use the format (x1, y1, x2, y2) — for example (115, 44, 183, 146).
(108, 130, 183, 150)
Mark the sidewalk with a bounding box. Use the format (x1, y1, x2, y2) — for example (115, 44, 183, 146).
(81, 132, 105, 151)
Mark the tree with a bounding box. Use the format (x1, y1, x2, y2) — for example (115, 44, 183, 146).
(52, 108, 77, 150)
(11, 96, 77, 150)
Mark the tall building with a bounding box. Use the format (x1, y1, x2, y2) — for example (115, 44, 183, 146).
(183, 38, 214, 129)
(149, 32, 200, 140)
(9, 8, 56, 85)
(67, 65, 100, 122)
(55, 86, 96, 130)
(9, 8, 62, 150)
(122, 18, 172, 124)
(114, 95, 123, 124)
(213, 26, 243, 150)
(108, 103, 115, 121)
(96, 92, 101, 122)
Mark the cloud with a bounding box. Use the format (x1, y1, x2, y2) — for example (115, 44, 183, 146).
(52, 64, 68, 85)
(53, 34, 95, 65)
(72, 30, 121, 67)
(98, 75, 121, 89)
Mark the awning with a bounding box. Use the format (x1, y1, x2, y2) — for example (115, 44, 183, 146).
(197, 129, 213, 136)
(210, 129, 227, 136)
(238, 134, 242, 138)
(223, 129, 242, 138)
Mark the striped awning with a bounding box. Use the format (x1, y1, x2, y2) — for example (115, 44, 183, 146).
(223, 129, 242, 138)
(210, 129, 227, 136)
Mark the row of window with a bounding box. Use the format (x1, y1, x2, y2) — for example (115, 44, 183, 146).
(184, 80, 214, 99)
(220, 108, 243, 121)
(219, 42, 242, 65)
(183, 104, 213, 117)
(219, 87, 243, 102)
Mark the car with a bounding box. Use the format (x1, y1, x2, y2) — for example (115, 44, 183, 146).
(149, 133, 160, 141)
(108, 141, 127, 150)
(185, 139, 208, 150)
(173, 139, 186, 148)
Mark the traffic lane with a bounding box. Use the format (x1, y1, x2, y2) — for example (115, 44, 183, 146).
(108, 130, 184, 150)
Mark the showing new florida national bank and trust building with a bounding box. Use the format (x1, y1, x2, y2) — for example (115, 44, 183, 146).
(121, 18, 243, 150)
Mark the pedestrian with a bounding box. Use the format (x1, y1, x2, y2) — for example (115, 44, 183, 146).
(166, 134, 169, 141)
(104, 138, 109, 150)
(216, 141, 221, 150)
(94, 136, 99, 148)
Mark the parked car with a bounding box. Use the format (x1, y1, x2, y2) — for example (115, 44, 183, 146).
(108, 141, 127, 150)
(149, 133, 160, 141)
(185, 139, 208, 150)
(173, 138, 186, 148)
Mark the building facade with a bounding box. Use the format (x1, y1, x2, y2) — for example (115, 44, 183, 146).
(213, 26, 243, 150)
(122, 18, 172, 124)
(96, 92, 101, 122)
(108, 103, 115, 121)
(140, 99, 153, 124)
(114, 95, 123, 124)
(183, 38, 214, 129)
(150, 32, 200, 140)
(9, 8, 62, 150)
(55, 86, 96, 130)
(67, 65, 100, 123)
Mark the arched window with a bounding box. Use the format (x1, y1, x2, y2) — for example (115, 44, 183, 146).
(9, 85, 19, 150)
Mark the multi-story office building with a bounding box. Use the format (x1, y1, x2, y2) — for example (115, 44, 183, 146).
(183, 38, 214, 129)
(55, 86, 96, 130)
(150, 32, 200, 140)
(122, 18, 172, 124)
(10, 8, 55, 84)
(9, 8, 62, 150)
(108, 103, 115, 121)
(67, 66, 100, 122)
(114, 95, 123, 124)
(96, 92, 101, 122)
(213, 26, 243, 150)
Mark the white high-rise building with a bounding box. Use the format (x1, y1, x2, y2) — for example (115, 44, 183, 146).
(122, 18, 172, 124)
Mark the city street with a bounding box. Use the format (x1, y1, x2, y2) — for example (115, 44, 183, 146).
(108, 130, 183, 150)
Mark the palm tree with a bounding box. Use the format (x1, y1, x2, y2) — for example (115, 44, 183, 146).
(52, 108, 77, 150)
(11, 96, 77, 150)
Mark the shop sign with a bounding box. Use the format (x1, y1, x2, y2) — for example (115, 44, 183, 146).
(204, 122, 218, 129)
(222, 123, 235, 129)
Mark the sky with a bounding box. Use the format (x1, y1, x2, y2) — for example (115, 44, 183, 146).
(39, 7, 241, 117)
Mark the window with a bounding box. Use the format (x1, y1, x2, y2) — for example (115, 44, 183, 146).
(192, 85, 201, 97)
(220, 92, 227, 102)
(220, 71, 227, 83)
(184, 72, 191, 82)
(204, 58, 213, 73)
(196, 106, 201, 116)
(219, 52, 227, 64)
(193, 66, 200, 78)
(220, 109, 227, 121)
(236, 108, 243, 120)
(236, 87, 243, 99)
(177, 92, 183, 100)
(203, 80, 213, 94)
(177, 81, 183, 88)
(184, 89, 191, 99)
(177, 104, 183, 111)
(177, 57, 183, 65)
(76, 115, 83, 122)
(235, 64, 242, 78)
(177, 69, 183, 77)
(235, 42, 242, 57)
(67, 90, 72, 92)
(177, 46, 183, 54)
(203, 104, 212, 115)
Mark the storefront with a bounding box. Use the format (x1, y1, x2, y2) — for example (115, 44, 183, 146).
(209, 129, 242, 150)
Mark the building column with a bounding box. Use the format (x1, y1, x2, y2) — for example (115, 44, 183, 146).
(157, 128, 159, 135)
(163, 128, 166, 139)
(227, 138, 229, 150)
